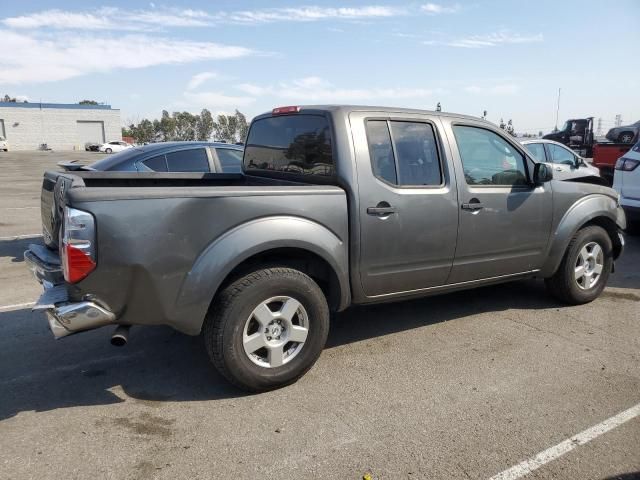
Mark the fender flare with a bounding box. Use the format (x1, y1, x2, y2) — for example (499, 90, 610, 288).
(172, 216, 350, 335)
(540, 195, 625, 277)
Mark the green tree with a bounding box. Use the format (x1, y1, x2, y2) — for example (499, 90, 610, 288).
(79, 100, 99, 105)
(155, 110, 176, 141)
(196, 109, 214, 141)
(213, 110, 249, 143)
(213, 113, 236, 143)
(173, 111, 198, 141)
(235, 110, 249, 143)
(127, 119, 155, 143)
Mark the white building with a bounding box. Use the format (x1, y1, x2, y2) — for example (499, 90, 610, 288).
(0, 102, 121, 151)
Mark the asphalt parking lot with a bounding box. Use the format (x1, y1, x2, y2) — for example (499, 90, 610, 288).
(0, 150, 639, 480)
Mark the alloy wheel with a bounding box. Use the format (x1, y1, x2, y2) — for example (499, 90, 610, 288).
(242, 296, 309, 368)
(574, 241, 604, 290)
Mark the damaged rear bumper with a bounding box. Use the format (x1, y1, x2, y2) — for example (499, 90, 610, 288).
(25, 244, 116, 339)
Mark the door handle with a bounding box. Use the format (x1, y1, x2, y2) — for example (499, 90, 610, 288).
(461, 201, 484, 211)
(367, 206, 396, 216)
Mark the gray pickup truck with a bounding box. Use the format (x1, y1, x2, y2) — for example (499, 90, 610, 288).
(25, 105, 626, 391)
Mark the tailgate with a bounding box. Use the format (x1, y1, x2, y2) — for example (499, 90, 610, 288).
(40, 171, 83, 250)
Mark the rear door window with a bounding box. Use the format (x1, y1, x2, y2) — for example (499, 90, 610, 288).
(165, 148, 210, 172)
(143, 154, 168, 172)
(216, 148, 243, 173)
(366, 120, 397, 184)
(365, 120, 442, 186)
(390, 121, 441, 186)
(244, 114, 334, 177)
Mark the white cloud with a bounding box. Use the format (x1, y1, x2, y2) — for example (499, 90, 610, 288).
(424, 31, 543, 48)
(223, 6, 404, 24)
(2, 8, 215, 30)
(2, 5, 407, 30)
(393, 32, 421, 38)
(187, 72, 218, 90)
(4, 11, 115, 30)
(464, 84, 520, 95)
(421, 3, 461, 14)
(183, 91, 255, 108)
(236, 76, 441, 102)
(0, 29, 254, 85)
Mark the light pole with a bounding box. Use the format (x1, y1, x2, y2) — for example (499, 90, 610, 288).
(554, 88, 561, 131)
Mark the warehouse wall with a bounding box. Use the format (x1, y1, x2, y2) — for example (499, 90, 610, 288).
(0, 105, 121, 151)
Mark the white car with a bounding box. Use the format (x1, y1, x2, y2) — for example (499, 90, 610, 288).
(520, 139, 600, 180)
(613, 140, 640, 228)
(0, 136, 8, 151)
(99, 141, 132, 154)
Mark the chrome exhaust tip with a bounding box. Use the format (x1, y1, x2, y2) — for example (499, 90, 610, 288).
(110, 325, 130, 347)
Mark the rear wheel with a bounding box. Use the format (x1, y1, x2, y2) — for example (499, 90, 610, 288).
(545, 225, 612, 304)
(203, 267, 330, 392)
(619, 132, 634, 143)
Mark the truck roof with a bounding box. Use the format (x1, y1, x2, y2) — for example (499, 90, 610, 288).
(253, 105, 490, 124)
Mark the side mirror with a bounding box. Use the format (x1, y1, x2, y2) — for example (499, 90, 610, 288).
(533, 162, 553, 184)
(574, 156, 581, 168)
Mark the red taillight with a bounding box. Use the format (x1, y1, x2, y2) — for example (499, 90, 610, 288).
(61, 207, 96, 283)
(272, 106, 300, 115)
(62, 244, 96, 283)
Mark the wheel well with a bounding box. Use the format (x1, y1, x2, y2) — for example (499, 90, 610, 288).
(218, 248, 342, 311)
(583, 217, 622, 259)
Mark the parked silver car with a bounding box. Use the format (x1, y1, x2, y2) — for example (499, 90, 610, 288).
(520, 139, 600, 181)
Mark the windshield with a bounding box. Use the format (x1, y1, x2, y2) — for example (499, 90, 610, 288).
(558, 121, 569, 132)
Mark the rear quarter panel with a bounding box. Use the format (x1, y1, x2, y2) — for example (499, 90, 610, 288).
(66, 186, 348, 334)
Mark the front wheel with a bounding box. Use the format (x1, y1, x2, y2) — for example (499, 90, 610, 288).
(105, 148, 112, 154)
(203, 267, 330, 392)
(545, 225, 612, 304)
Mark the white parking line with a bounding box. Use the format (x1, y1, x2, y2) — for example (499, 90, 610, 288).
(0, 302, 35, 312)
(0, 233, 42, 241)
(489, 403, 640, 480)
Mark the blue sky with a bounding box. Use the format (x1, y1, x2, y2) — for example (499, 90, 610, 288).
(2, 0, 639, 133)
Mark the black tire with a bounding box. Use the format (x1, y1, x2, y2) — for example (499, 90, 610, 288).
(105, 148, 112, 154)
(203, 267, 330, 392)
(545, 225, 612, 305)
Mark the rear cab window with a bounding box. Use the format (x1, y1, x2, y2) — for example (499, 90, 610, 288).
(243, 114, 334, 179)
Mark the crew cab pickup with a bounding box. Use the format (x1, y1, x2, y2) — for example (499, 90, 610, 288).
(25, 106, 626, 391)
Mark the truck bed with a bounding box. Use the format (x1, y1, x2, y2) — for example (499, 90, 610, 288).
(39, 170, 349, 334)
